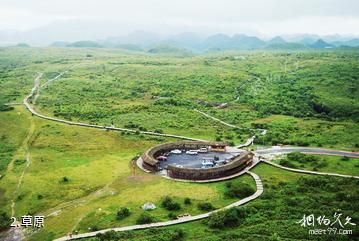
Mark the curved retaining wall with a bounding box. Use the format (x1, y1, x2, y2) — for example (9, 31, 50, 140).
(167, 152, 253, 180)
(141, 141, 253, 180)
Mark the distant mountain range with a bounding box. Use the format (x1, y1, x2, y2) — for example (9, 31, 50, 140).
(2, 30, 359, 52)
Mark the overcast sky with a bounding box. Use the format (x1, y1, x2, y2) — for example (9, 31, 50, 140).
(1, 0, 359, 36)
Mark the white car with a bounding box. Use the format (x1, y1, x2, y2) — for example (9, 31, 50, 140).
(198, 147, 208, 153)
(201, 160, 214, 168)
(186, 150, 198, 155)
(170, 149, 182, 154)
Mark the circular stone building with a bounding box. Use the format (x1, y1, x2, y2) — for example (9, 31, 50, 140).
(140, 141, 254, 181)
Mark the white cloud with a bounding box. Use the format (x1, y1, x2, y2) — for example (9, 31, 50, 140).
(0, 5, 73, 30)
(252, 16, 359, 36)
(0, 0, 358, 35)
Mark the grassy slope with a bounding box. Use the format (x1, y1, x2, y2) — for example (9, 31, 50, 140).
(0, 107, 255, 241)
(252, 115, 359, 151)
(32, 49, 359, 149)
(272, 153, 359, 176)
(0, 107, 31, 209)
(82, 163, 359, 241)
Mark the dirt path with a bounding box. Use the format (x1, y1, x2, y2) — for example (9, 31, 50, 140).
(40, 182, 115, 218)
(10, 72, 41, 217)
(3, 74, 42, 241)
(193, 109, 266, 148)
(193, 109, 266, 134)
(6, 116, 35, 241)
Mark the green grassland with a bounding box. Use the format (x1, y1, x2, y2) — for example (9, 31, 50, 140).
(272, 152, 359, 176)
(0, 106, 255, 240)
(0, 47, 358, 240)
(82, 164, 359, 241)
(1, 48, 359, 147)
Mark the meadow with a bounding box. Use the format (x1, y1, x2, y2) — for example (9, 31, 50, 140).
(0, 47, 358, 240)
(82, 164, 359, 241)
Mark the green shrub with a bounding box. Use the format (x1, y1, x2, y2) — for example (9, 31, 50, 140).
(207, 207, 246, 228)
(170, 228, 185, 240)
(184, 198, 191, 205)
(313, 160, 328, 168)
(167, 212, 177, 220)
(154, 129, 163, 134)
(91, 226, 99, 231)
(279, 159, 297, 168)
(14, 159, 26, 165)
(287, 152, 320, 163)
(0, 212, 10, 231)
(225, 182, 255, 198)
(335, 192, 346, 201)
(298, 176, 329, 189)
(228, 141, 235, 146)
(124, 122, 139, 129)
(95, 230, 120, 240)
(197, 202, 215, 211)
(61, 176, 69, 183)
(136, 213, 155, 224)
(162, 196, 181, 211)
(0, 104, 14, 112)
(341, 156, 350, 161)
(116, 207, 131, 220)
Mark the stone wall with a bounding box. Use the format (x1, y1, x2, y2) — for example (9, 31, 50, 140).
(167, 152, 253, 180)
(141, 141, 253, 180)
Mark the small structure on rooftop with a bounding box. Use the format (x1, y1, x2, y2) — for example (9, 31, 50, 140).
(210, 143, 226, 152)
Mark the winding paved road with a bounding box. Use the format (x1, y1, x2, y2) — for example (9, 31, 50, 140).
(255, 147, 359, 158)
(255, 147, 359, 179)
(262, 160, 359, 179)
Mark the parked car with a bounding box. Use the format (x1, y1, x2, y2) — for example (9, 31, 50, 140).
(198, 147, 208, 153)
(201, 160, 215, 168)
(186, 150, 198, 155)
(170, 149, 182, 154)
(156, 156, 167, 161)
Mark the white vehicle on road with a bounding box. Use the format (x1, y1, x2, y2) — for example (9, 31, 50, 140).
(198, 147, 208, 153)
(170, 149, 182, 154)
(201, 160, 214, 168)
(186, 150, 198, 155)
